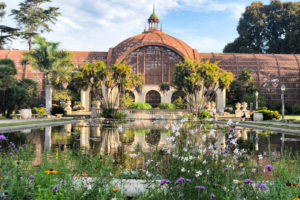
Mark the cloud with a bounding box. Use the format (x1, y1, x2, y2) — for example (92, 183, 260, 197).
(2, 0, 246, 51)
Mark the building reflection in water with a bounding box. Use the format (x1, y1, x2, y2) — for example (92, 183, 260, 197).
(6, 122, 300, 168)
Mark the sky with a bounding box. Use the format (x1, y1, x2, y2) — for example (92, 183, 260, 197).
(2, 0, 300, 53)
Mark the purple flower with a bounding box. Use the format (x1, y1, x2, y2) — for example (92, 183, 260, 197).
(29, 175, 34, 183)
(52, 185, 59, 195)
(0, 135, 6, 141)
(195, 186, 205, 190)
(224, 167, 228, 172)
(185, 179, 191, 183)
(243, 179, 254, 184)
(159, 179, 171, 186)
(255, 137, 259, 141)
(61, 180, 66, 184)
(178, 194, 184, 198)
(256, 183, 268, 190)
(265, 164, 273, 172)
(8, 152, 13, 156)
(174, 177, 185, 185)
(225, 139, 231, 144)
(210, 193, 216, 199)
(10, 142, 16, 149)
(266, 135, 270, 139)
(222, 149, 229, 155)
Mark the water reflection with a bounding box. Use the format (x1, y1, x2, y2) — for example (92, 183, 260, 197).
(2, 122, 300, 168)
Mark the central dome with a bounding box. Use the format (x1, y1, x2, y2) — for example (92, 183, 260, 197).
(111, 31, 195, 64)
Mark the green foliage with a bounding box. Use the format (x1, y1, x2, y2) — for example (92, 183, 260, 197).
(32, 107, 46, 115)
(51, 105, 66, 115)
(22, 35, 74, 85)
(129, 102, 152, 109)
(224, 1, 300, 53)
(158, 82, 170, 94)
(120, 93, 134, 109)
(238, 68, 253, 84)
(242, 93, 266, 108)
(173, 96, 185, 109)
(198, 109, 211, 119)
(51, 65, 72, 89)
(173, 59, 233, 114)
(11, 0, 60, 50)
(101, 108, 126, 119)
(256, 109, 281, 120)
(0, 58, 16, 90)
(52, 89, 80, 101)
(158, 102, 177, 110)
(291, 104, 300, 114)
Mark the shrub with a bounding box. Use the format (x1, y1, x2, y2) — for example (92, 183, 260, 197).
(52, 89, 80, 101)
(101, 108, 126, 119)
(173, 97, 185, 109)
(158, 102, 177, 110)
(256, 109, 281, 120)
(51, 106, 66, 115)
(292, 104, 300, 114)
(32, 107, 46, 115)
(242, 93, 266, 108)
(120, 93, 134, 109)
(129, 102, 152, 109)
(199, 109, 211, 119)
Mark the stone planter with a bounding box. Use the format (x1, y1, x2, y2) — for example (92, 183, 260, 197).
(20, 109, 32, 119)
(253, 113, 263, 121)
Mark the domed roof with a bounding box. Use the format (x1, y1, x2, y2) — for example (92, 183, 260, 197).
(111, 31, 195, 63)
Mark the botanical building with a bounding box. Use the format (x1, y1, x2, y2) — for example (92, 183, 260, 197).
(1, 9, 300, 110)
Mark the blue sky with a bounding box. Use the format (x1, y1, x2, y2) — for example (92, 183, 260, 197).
(3, 0, 300, 52)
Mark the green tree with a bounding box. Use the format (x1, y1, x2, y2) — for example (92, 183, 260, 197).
(0, 2, 19, 49)
(22, 35, 73, 84)
(51, 66, 72, 89)
(224, 0, 300, 53)
(173, 59, 233, 114)
(11, 0, 60, 50)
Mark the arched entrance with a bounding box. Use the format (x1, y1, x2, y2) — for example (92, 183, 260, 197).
(145, 90, 161, 108)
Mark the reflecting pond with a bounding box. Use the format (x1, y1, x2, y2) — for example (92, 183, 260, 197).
(2, 120, 300, 169)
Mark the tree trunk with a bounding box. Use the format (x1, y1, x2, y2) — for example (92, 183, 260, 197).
(28, 36, 32, 50)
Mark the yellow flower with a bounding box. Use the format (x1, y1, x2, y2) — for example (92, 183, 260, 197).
(240, 163, 244, 167)
(238, 180, 242, 184)
(112, 188, 118, 192)
(293, 197, 300, 200)
(0, 186, 3, 191)
(45, 169, 57, 174)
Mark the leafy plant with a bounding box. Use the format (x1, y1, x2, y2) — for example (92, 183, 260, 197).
(158, 102, 177, 110)
(129, 102, 152, 110)
(159, 82, 170, 94)
(256, 109, 281, 120)
(101, 108, 126, 119)
(32, 107, 46, 115)
(120, 93, 134, 109)
(173, 96, 185, 109)
(51, 105, 66, 115)
(198, 109, 211, 119)
(52, 89, 80, 101)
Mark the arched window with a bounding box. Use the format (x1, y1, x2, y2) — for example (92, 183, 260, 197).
(145, 90, 161, 108)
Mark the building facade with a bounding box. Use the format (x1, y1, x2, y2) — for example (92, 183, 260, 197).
(1, 9, 300, 110)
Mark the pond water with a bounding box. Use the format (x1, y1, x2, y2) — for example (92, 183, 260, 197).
(1, 120, 300, 170)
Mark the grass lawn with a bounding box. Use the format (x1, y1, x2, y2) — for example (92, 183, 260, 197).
(285, 115, 300, 123)
(0, 119, 75, 128)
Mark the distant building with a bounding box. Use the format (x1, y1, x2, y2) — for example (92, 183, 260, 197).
(1, 8, 300, 109)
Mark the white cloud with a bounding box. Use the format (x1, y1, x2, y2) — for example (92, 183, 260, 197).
(2, 0, 246, 51)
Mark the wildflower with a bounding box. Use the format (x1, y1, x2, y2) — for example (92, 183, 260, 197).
(227, 119, 233, 125)
(0, 135, 6, 141)
(178, 194, 184, 198)
(175, 131, 180, 136)
(52, 185, 59, 195)
(293, 196, 300, 200)
(240, 162, 244, 167)
(221, 149, 229, 155)
(210, 193, 216, 199)
(181, 167, 186, 172)
(118, 125, 123, 132)
(61, 180, 66, 184)
(258, 154, 263, 160)
(10, 142, 16, 149)
(112, 188, 118, 192)
(29, 175, 34, 183)
(123, 134, 127, 137)
(256, 183, 268, 190)
(8, 152, 13, 156)
(255, 137, 259, 141)
(265, 135, 270, 139)
(174, 177, 185, 185)
(209, 129, 215, 136)
(195, 170, 202, 177)
(243, 179, 254, 184)
(265, 164, 273, 172)
(185, 179, 191, 183)
(203, 160, 207, 164)
(224, 167, 228, 172)
(159, 179, 171, 186)
(45, 169, 57, 174)
(195, 186, 205, 190)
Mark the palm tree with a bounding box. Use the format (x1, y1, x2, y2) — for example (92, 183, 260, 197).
(22, 35, 73, 113)
(51, 66, 72, 89)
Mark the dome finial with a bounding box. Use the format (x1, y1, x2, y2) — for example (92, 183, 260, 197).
(153, 4, 155, 14)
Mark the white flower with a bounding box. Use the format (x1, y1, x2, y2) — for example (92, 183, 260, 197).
(167, 149, 171, 154)
(233, 179, 239, 184)
(208, 144, 213, 150)
(175, 131, 180, 137)
(183, 147, 188, 152)
(123, 133, 127, 138)
(195, 170, 202, 177)
(189, 156, 193, 160)
(181, 167, 186, 172)
(221, 159, 225, 163)
(189, 129, 195, 135)
(203, 160, 207, 164)
(203, 148, 207, 153)
(258, 154, 263, 160)
(114, 144, 119, 148)
(165, 125, 170, 130)
(167, 136, 175, 142)
(202, 134, 207, 142)
(236, 121, 239, 125)
(118, 125, 123, 132)
(130, 148, 135, 152)
(112, 198, 117, 200)
(227, 119, 233, 125)
(207, 169, 210, 175)
(209, 129, 215, 136)
(252, 168, 257, 173)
